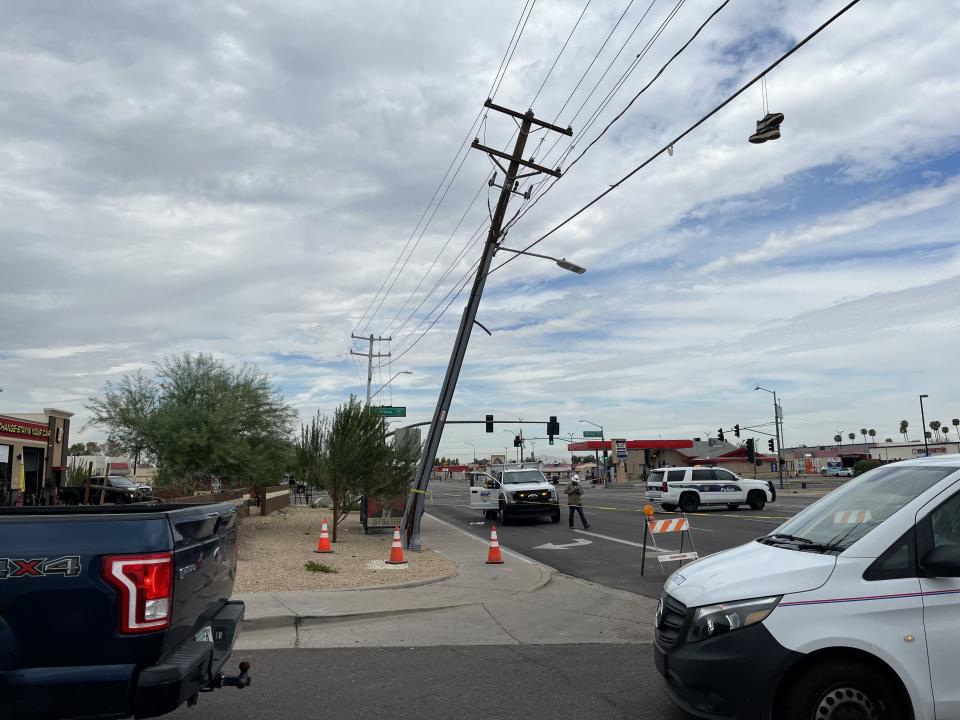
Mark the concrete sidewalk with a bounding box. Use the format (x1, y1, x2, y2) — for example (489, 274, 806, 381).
(236, 514, 657, 649)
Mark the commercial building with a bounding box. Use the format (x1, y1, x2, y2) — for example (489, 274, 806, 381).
(0, 409, 73, 505)
(870, 441, 960, 463)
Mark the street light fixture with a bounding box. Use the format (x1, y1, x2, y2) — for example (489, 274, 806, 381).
(369, 370, 413, 402)
(498, 246, 587, 275)
(919, 394, 930, 457)
(755, 386, 784, 489)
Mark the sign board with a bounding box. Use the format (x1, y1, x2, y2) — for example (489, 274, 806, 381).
(0, 416, 51, 442)
(614, 438, 628, 460)
(913, 446, 947, 455)
(372, 406, 406, 417)
(658, 551, 699, 563)
(582, 430, 603, 438)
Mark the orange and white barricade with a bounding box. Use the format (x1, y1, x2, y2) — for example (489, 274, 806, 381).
(641, 506, 698, 576)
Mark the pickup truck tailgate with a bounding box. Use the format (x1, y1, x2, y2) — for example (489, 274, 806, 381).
(163, 503, 239, 653)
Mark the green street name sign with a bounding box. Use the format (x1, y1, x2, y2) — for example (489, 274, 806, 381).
(373, 406, 407, 417)
(582, 430, 603, 438)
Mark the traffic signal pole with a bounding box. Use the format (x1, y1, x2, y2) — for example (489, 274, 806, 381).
(401, 101, 572, 550)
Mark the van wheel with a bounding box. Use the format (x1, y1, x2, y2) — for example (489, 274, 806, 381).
(678, 493, 699, 513)
(661, 503, 677, 512)
(778, 659, 909, 720)
(550, 508, 560, 523)
(747, 491, 766, 510)
(499, 504, 511, 526)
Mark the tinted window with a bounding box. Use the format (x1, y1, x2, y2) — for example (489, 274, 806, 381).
(692, 469, 715, 482)
(649, 470, 665, 485)
(501, 470, 547, 485)
(930, 492, 960, 548)
(715, 470, 737, 482)
(667, 470, 686, 482)
(865, 529, 915, 581)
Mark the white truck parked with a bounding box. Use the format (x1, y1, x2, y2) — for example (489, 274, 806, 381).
(645, 466, 776, 512)
(468, 466, 561, 525)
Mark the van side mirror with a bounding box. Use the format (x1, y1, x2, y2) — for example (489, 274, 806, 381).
(920, 545, 960, 578)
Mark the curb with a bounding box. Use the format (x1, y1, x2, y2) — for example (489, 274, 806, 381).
(242, 602, 473, 632)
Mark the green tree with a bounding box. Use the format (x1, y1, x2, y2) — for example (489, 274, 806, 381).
(84, 441, 103, 455)
(834, 434, 842, 445)
(868, 429, 876, 443)
(899, 420, 909, 442)
(860, 428, 868, 442)
(88, 353, 295, 491)
(953, 418, 960, 443)
(67, 443, 87, 456)
(930, 420, 942, 443)
(853, 459, 881, 476)
(848, 432, 856, 443)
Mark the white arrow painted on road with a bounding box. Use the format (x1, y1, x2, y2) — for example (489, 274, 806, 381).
(532, 538, 593, 550)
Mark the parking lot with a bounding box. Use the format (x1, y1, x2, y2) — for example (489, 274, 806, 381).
(427, 479, 825, 598)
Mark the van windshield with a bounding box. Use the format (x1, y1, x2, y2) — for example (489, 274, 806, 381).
(502, 470, 547, 485)
(648, 470, 664, 485)
(762, 465, 957, 552)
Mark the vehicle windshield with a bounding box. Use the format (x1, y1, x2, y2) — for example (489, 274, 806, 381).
(764, 464, 958, 552)
(108, 476, 136, 488)
(648, 470, 664, 485)
(501, 470, 548, 485)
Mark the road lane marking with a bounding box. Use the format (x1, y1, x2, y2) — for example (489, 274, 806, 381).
(532, 539, 593, 550)
(573, 529, 664, 553)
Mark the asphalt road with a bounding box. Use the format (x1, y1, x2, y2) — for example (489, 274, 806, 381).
(426, 480, 821, 598)
(168, 645, 685, 720)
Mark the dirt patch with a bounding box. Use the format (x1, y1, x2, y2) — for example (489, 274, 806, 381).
(235, 505, 457, 592)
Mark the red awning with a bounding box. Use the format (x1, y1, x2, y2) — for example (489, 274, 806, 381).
(566, 440, 693, 452)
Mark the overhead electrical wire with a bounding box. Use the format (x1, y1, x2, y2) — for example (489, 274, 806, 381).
(491, 0, 867, 276)
(354, 0, 538, 337)
(528, 0, 593, 108)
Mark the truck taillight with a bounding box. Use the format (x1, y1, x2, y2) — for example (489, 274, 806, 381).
(102, 552, 173, 634)
(661, 481, 668, 492)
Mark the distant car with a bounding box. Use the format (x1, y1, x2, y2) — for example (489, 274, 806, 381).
(821, 466, 853, 477)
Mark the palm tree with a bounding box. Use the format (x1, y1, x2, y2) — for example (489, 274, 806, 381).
(848, 432, 856, 443)
(860, 428, 868, 442)
(925, 431, 933, 440)
(930, 420, 942, 443)
(834, 433, 843, 446)
(899, 420, 909, 442)
(885, 438, 893, 443)
(868, 429, 876, 443)
(953, 418, 960, 443)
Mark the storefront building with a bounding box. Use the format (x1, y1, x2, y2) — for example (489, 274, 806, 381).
(870, 441, 960, 463)
(0, 409, 73, 505)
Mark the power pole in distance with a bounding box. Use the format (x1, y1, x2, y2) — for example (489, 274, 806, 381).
(350, 333, 391, 405)
(402, 99, 572, 549)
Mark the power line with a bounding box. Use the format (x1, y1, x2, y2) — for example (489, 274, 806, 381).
(355, 0, 537, 336)
(528, 0, 593, 108)
(492, 0, 866, 275)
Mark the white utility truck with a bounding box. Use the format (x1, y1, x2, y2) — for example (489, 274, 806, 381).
(468, 465, 560, 525)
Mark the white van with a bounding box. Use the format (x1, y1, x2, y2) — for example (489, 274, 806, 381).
(654, 455, 960, 720)
(645, 466, 776, 512)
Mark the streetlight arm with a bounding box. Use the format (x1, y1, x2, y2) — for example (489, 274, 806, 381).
(369, 371, 413, 402)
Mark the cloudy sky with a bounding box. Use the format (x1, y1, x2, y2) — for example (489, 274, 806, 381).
(2, 0, 959, 461)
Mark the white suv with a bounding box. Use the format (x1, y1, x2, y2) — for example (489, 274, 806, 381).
(645, 466, 776, 512)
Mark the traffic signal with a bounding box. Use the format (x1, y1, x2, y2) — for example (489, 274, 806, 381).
(547, 415, 559, 443)
(746, 438, 756, 463)
(718, 428, 725, 442)
(485, 414, 494, 433)
(734, 424, 740, 438)
(514, 435, 521, 448)
(768, 438, 775, 452)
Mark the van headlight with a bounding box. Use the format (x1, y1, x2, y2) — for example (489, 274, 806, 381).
(687, 596, 781, 643)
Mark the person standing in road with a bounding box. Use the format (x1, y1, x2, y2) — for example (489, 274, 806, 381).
(564, 475, 590, 529)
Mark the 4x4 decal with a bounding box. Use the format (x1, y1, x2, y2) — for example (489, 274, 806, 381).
(0, 556, 82, 579)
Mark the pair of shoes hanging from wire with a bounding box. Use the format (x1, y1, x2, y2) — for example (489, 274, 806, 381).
(749, 74, 783, 144)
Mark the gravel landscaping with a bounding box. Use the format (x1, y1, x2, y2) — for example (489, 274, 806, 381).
(235, 505, 457, 592)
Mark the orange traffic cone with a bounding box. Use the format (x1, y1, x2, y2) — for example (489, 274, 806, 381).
(385, 526, 407, 565)
(486, 524, 504, 564)
(314, 517, 333, 553)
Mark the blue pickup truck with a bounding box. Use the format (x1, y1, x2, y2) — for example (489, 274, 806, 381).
(0, 501, 250, 719)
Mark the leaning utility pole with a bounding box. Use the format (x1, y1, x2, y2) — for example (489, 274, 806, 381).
(350, 333, 391, 405)
(402, 100, 572, 550)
